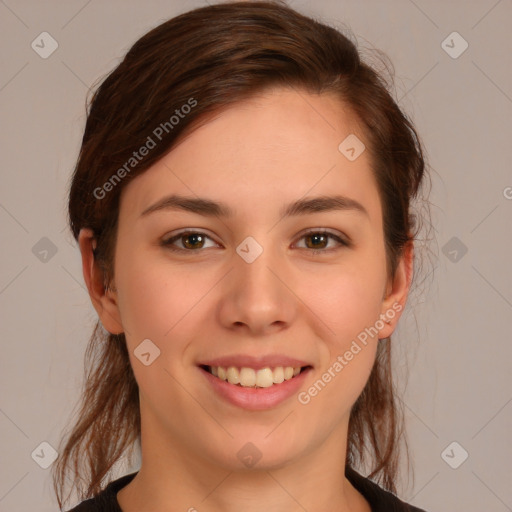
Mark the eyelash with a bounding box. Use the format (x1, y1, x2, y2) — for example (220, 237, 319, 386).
(161, 229, 350, 255)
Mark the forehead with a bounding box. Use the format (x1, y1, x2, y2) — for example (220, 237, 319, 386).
(119, 87, 381, 225)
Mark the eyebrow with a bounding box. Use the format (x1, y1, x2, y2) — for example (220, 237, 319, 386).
(140, 193, 369, 219)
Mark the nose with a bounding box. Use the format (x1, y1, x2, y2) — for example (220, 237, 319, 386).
(217, 236, 298, 336)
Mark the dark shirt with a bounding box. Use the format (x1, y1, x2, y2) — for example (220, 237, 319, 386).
(67, 467, 427, 511)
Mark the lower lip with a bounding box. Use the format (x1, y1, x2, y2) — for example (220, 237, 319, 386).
(199, 366, 312, 411)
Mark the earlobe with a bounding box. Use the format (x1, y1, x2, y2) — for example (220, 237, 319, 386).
(378, 242, 414, 339)
(78, 228, 124, 335)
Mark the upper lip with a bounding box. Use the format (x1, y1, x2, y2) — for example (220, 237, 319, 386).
(198, 354, 312, 370)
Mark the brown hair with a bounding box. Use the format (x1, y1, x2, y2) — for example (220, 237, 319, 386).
(53, 0, 432, 508)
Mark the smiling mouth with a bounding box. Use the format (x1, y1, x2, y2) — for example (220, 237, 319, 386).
(200, 364, 312, 388)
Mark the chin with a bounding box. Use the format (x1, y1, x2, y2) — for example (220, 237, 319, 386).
(208, 433, 305, 472)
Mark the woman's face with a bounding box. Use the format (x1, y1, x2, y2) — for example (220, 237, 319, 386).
(93, 86, 410, 472)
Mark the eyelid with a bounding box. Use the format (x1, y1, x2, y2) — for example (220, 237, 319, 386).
(161, 228, 350, 253)
(297, 227, 350, 243)
(161, 229, 220, 251)
(294, 228, 350, 252)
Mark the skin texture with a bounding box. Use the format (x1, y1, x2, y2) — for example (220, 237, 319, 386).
(79, 87, 413, 512)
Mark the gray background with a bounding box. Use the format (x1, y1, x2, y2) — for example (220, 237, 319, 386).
(1, 1, 511, 511)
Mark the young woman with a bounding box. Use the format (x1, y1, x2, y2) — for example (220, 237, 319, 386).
(53, 1, 432, 511)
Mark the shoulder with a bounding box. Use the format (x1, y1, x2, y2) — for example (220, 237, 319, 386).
(65, 472, 138, 512)
(65, 500, 96, 512)
(346, 466, 428, 512)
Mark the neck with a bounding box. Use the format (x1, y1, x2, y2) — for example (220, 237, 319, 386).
(117, 414, 369, 512)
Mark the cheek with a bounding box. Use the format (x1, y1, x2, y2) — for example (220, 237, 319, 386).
(114, 251, 196, 348)
(299, 248, 386, 402)
(297, 273, 382, 424)
(304, 248, 388, 343)
(114, 257, 205, 402)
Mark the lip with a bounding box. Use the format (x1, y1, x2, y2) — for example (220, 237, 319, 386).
(198, 365, 312, 411)
(197, 354, 312, 371)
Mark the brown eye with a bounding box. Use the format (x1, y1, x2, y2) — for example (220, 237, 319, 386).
(295, 230, 349, 254)
(161, 229, 349, 255)
(162, 231, 217, 252)
(304, 232, 329, 249)
(181, 233, 206, 249)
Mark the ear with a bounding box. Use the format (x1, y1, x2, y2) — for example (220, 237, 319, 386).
(78, 228, 124, 335)
(377, 241, 414, 339)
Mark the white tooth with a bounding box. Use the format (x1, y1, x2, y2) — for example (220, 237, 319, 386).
(272, 366, 285, 383)
(239, 367, 256, 387)
(226, 366, 240, 385)
(256, 368, 274, 388)
(212, 364, 304, 386)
